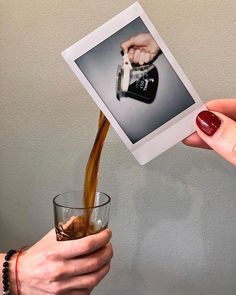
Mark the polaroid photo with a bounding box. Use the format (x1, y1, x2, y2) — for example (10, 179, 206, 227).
(62, 1, 206, 165)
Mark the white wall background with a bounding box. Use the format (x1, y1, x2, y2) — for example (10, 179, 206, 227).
(0, 1, 236, 294)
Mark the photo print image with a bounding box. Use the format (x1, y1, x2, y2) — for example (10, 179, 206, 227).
(75, 17, 195, 144)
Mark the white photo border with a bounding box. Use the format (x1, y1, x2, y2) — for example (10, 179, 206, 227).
(62, 2, 206, 165)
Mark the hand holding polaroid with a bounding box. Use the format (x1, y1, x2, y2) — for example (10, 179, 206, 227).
(62, 2, 206, 165)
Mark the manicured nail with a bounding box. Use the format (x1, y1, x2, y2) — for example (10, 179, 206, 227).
(196, 110, 221, 136)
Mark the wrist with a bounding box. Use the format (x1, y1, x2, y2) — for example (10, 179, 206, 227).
(8, 255, 17, 295)
(11, 248, 28, 295)
(0, 251, 17, 295)
(1, 248, 28, 295)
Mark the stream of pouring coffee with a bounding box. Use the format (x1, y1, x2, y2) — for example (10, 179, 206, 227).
(55, 112, 110, 240)
(82, 111, 110, 235)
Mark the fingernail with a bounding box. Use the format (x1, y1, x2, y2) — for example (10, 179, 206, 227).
(196, 110, 221, 136)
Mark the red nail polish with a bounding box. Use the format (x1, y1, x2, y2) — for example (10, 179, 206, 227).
(196, 110, 221, 136)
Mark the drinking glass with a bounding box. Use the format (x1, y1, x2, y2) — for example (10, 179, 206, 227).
(53, 190, 111, 241)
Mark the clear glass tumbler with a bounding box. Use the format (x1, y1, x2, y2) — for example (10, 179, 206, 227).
(53, 190, 111, 241)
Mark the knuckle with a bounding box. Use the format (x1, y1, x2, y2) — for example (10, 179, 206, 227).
(88, 257, 100, 272)
(82, 241, 93, 254)
(46, 262, 64, 281)
(87, 275, 99, 288)
(105, 262, 111, 273)
(105, 243, 113, 260)
(53, 268, 62, 280)
(49, 281, 62, 294)
(45, 250, 56, 261)
(86, 263, 111, 288)
(108, 243, 113, 259)
(104, 229, 112, 242)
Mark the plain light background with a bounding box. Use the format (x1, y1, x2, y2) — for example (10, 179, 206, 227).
(0, 1, 236, 295)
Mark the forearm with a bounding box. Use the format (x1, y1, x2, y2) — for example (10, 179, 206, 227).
(0, 252, 17, 295)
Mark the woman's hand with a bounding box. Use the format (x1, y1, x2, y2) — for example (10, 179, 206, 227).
(183, 99, 236, 165)
(11, 229, 113, 295)
(121, 32, 160, 65)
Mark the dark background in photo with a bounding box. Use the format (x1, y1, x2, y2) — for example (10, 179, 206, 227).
(75, 17, 195, 144)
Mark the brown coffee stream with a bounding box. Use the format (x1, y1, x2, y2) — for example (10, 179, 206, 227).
(56, 111, 110, 240)
(56, 111, 110, 241)
(82, 111, 110, 235)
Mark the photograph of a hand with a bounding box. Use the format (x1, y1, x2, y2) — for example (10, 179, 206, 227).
(121, 32, 160, 65)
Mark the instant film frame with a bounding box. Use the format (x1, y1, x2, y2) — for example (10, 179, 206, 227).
(62, 2, 205, 165)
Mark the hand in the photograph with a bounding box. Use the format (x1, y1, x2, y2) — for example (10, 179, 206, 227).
(121, 32, 160, 65)
(8, 229, 113, 295)
(183, 99, 236, 166)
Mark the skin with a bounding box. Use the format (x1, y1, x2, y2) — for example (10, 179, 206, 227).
(121, 32, 160, 65)
(0, 94, 234, 292)
(121, 34, 236, 165)
(0, 229, 113, 295)
(183, 98, 236, 166)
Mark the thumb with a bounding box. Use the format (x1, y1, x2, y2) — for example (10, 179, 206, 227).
(196, 110, 236, 166)
(120, 41, 129, 53)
